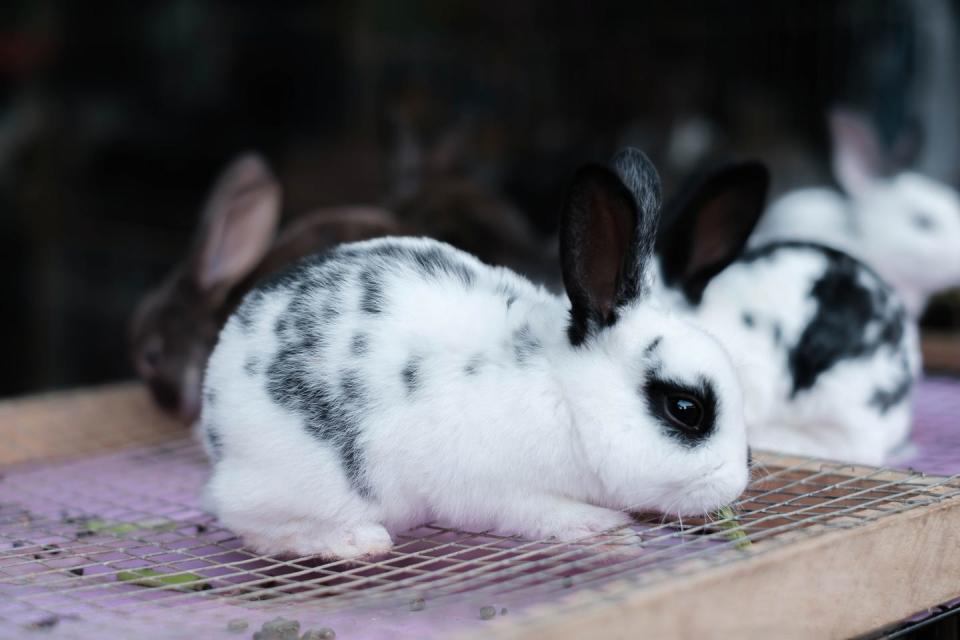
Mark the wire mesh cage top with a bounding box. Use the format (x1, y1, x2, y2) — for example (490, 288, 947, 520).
(1, 381, 959, 639)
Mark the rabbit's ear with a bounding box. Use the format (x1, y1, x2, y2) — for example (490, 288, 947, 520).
(560, 149, 661, 345)
(656, 160, 768, 304)
(192, 153, 281, 292)
(829, 108, 887, 197)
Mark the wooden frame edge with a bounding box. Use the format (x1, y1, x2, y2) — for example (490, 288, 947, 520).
(469, 496, 960, 640)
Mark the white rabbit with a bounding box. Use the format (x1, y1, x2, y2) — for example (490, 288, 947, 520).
(751, 109, 960, 318)
(199, 151, 749, 559)
(609, 150, 918, 465)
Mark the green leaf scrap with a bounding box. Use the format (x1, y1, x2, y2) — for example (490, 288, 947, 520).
(714, 506, 751, 550)
(116, 568, 209, 591)
(82, 518, 178, 536)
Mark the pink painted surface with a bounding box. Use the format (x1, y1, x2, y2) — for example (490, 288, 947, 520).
(896, 376, 960, 476)
(0, 434, 714, 638)
(0, 376, 957, 637)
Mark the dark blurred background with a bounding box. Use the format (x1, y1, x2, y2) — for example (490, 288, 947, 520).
(2, 0, 959, 397)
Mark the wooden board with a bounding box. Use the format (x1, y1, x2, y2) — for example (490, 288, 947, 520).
(0, 381, 183, 466)
(473, 494, 960, 640)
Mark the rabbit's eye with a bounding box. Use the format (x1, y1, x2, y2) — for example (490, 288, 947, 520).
(644, 377, 717, 445)
(912, 213, 935, 231)
(664, 394, 703, 430)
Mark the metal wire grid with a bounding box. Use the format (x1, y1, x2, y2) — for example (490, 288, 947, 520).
(1, 432, 959, 637)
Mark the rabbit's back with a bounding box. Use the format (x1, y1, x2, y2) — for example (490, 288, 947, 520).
(201, 236, 565, 499)
(696, 241, 917, 463)
(752, 188, 852, 250)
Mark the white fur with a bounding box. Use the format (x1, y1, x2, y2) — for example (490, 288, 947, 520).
(752, 172, 960, 318)
(200, 236, 749, 558)
(654, 247, 919, 465)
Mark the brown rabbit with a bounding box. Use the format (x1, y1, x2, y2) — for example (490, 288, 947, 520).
(130, 153, 400, 421)
(384, 108, 560, 287)
(132, 116, 558, 421)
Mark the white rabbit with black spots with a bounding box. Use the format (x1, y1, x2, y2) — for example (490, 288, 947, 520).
(200, 152, 750, 559)
(610, 149, 919, 466)
(751, 109, 960, 318)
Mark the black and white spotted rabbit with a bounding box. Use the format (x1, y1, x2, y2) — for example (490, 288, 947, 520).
(613, 150, 919, 466)
(200, 151, 750, 558)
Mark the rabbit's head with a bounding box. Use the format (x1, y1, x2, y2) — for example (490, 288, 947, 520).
(828, 109, 960, 311)
(557, 149, 750, 516)
(130, 153, 281, 421)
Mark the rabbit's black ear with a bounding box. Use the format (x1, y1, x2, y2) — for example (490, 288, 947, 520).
(560, 149, 661, 345)
(656, 161, 769, 304)
(192, 153, 282, 295)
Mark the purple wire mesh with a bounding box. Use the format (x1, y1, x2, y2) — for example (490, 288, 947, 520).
(0, 377, 958, 638)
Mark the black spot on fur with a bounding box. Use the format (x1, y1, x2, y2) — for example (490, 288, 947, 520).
(911, 212, 935, 231)
(771, 244, 907, 397)
(274, 315, 290, 338)
(205, 425, 223, 459)
(402, 356, 422, 394)
(294, 312, 318, 337)
(244, 356, 260, 376)
(340, 369, 365, 404)
(870, 355, 914, 414)
(255, 254, 328, 293)
(234, 292, 262, 330)
(340, 242, 476, 287)
(321, 303, 339, 324)
(264, 275, 374, 497)
(267, 358, 373, 497)
(771, 323, 784, 345)
(494, 282, 520, 309)
(359, 267, 384, 314)
(336, 370, 370, 494)
(464, 354, 483, 376)
(203, 387, 216, 406)
(513, 325, 543, 366)
(258, 240, 491, 498)
(410, 246, 476, 286)
(742, 312, 755, 328)
(644, 336, 663, 357)
(351, 333, 369, 356)
(643, 375, 718, 447)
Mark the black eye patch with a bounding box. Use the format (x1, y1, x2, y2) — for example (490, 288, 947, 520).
(642, 376, 718, 446)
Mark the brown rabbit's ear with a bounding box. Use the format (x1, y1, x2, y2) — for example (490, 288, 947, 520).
(193, 152, 282, 292)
